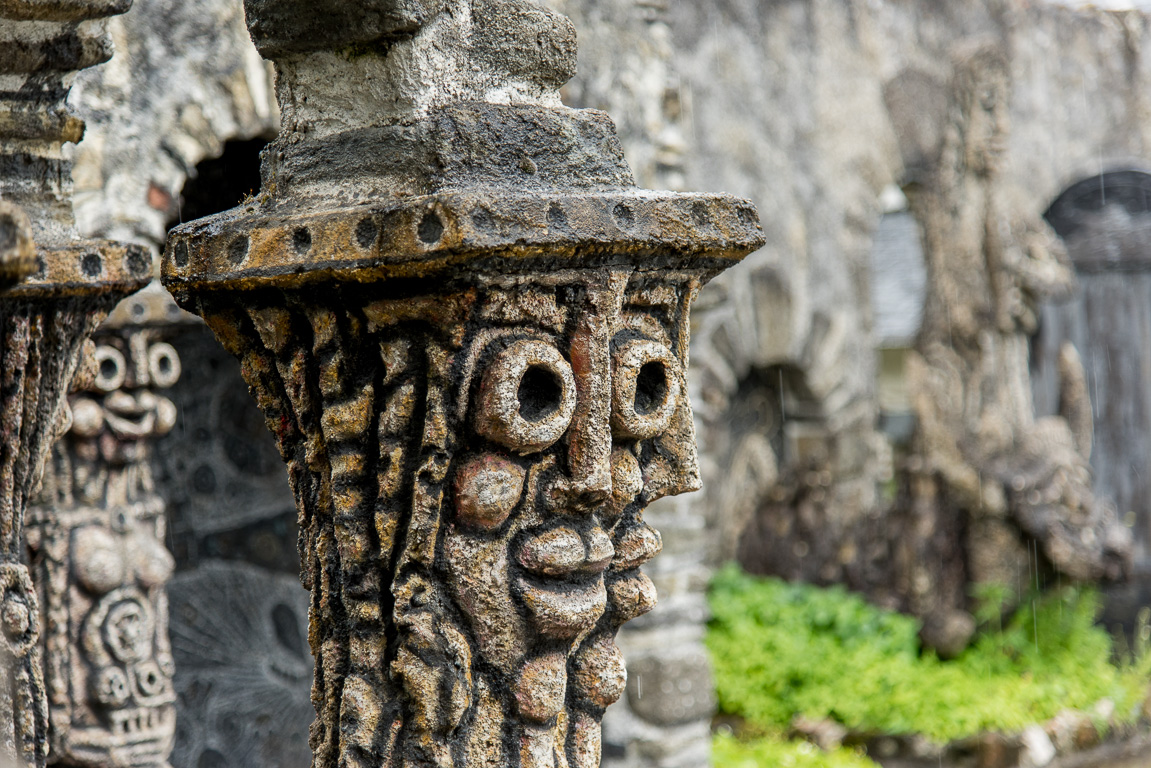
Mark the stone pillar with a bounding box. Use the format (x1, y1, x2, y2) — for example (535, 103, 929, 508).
(0, 1, 150, 764)
(160, 1, 763, 766)
(27, 289, 182, 767)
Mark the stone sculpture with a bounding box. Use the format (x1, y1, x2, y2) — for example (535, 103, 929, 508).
(27, 291, 181, 768)
(898, 44, 1131, 653)
(0, 1, 149, 763)
(161, 1, 763, 765)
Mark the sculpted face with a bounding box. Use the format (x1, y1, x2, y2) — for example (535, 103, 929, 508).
(70, 330, 180, 466)
(442, 271, 699, 763)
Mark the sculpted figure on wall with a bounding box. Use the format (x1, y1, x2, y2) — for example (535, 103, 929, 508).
(898, 43, 1131, 653)
(28, 295, 180, 767)
(160, 1, 762, 766)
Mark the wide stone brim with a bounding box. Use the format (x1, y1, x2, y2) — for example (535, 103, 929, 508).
(5, 241, 152, 299)
(162, 190, 765, 293)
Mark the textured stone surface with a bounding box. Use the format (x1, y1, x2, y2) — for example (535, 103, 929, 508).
(28, 304, 181, 767)
(69, 0, 278, 251)
(1, 0, 149, 763)
(160, 4, 761, 768)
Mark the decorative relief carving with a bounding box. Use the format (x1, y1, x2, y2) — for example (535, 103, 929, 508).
(1, 0, 149, 762)
(29, 307, 180, 767)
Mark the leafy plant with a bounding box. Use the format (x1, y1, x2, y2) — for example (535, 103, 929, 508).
(707, 563, 1151, 758)
(714, 731, 877, 768)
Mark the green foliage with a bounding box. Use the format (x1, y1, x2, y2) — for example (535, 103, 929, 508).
(707, 564, 1151, 749)
(713, 731, 877, 768)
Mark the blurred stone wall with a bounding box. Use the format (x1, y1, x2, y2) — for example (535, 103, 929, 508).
(548, 1, 1151, 766)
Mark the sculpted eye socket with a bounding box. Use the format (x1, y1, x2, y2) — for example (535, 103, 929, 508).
(611, 340, 681, 439)
(475, 340, 576, 454)
(93, 346, 126, 393)
(147, 343, 181, 389)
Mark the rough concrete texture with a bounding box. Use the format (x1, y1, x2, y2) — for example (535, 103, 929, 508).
(160, 3, 761, 768)
(69, 0, 278, 252)
(1, 0, 150, 764)
(27, 302, 181, 767)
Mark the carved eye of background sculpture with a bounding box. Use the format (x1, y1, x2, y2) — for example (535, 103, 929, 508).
(148, 342, 181, 389)
(611, 340, 681, 439)
(475, 339, 576, 454)
(93, 345, 127, 393)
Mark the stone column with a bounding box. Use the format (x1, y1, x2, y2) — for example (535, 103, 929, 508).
(160, 1, 763, 766)
(27, 289, 181, 767)
(0, 1, 150, 764)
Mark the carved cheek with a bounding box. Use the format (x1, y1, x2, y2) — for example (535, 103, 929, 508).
(453, 454, 527, 531)
(604, 448, 642, 521)
(642, 397, 702, 501)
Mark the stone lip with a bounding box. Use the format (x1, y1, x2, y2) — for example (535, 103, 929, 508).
(162, 190, 765, 292)
(8, 241, 152, 299)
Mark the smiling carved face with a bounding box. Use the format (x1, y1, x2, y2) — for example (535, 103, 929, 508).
(440, 270, 699, 759)
(69, 330, 180, 466)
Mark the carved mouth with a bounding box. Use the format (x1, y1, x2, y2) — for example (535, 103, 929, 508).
(103, 409, 156, 440)
(517, 575, 607, 639)
(517, 523, 614, 579)
(107, 705, 170, 737)
(70, 706, 174, 762)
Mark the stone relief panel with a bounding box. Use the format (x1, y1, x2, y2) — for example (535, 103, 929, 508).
(29, 317, 182, 767)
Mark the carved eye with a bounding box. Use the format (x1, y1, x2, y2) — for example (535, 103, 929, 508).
(93, 345, 126, 393)
(147, 342, 181, 389)
(611, 340, 681, 439)
(475, 340, 576, 454)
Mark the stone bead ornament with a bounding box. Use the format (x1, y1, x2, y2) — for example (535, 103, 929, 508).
(1, 0, 149, 763)
(162, 1, 763, 767)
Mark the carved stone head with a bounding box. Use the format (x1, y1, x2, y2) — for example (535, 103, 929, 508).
(431, 271, 699, 764)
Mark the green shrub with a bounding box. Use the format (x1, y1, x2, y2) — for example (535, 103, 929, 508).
(713, 731, 877, 768)
(707, 564, 1151, 748)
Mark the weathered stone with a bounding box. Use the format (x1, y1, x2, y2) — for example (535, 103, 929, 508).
(27, 290, 182, 767)
(0, 0, 149, 764)
(0, 204, 36, 294)
(160, 2, 762, 767)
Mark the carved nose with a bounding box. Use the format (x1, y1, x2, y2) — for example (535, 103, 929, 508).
(554, 419, 612, 510)
(553, 282, 620, 511)
(553, 359, 613, 511)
